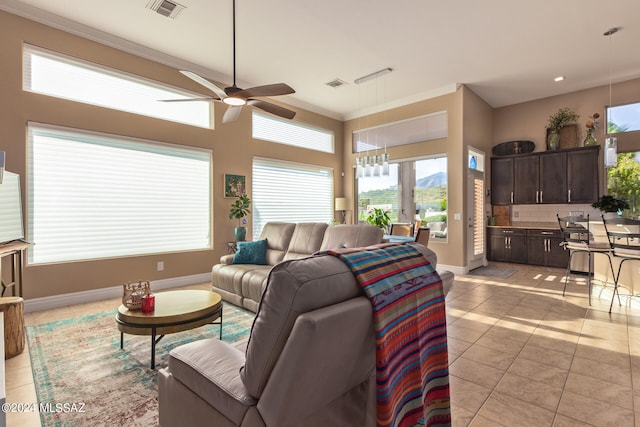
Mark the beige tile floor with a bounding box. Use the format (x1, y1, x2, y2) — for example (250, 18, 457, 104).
(5, 265, 640, 426)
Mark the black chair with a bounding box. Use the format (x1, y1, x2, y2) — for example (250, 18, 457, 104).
(557, 214, 615, 305)
(602, 215, 640, 312)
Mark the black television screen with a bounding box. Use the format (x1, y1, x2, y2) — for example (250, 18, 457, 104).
(0, 171, 24, 243)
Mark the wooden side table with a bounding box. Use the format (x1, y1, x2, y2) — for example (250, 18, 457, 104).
(0, 240, 32, 297)
(0, 297, 25, 359)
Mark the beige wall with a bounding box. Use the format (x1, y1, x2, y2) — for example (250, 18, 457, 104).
(343, 87, 470, 269)
(493, 79, 640, 196)
(0, 10, 343, 299)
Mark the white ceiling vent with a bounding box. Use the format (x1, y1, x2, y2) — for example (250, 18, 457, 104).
(326, 78, 348, 88)
(146, 0, 186, 19)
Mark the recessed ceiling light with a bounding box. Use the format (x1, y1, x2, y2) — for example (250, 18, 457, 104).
(554, 76, 565, 82)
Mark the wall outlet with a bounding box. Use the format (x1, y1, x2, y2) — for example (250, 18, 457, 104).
(157, 261, 164, 271)
(513, 211, 519, 218)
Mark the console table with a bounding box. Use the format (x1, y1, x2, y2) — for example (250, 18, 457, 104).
(0, 240, 31, 298)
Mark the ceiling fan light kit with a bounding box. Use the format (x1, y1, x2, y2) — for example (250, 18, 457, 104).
(175, 0, 295, 123)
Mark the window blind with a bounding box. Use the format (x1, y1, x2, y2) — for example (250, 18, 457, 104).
(23, 44, 212, 129)
(252, 111, 334, 153)
(252, 157, 333, 240)
(27, 123, 212, 264)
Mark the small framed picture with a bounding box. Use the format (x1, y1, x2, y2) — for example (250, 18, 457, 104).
(224, 174, 246, 198)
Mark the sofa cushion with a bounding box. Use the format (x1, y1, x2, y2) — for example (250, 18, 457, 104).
(319, 224, 383, 250)
(233, 239, 268, 265)
(258, 223, 296, 265)
(168, 338, 256, 424)
(282, 223, 329, 261)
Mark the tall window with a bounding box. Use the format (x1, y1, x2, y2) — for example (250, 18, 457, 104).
(23, 44, 211, 128)
(252, 158, 333, 239)
(27, 123, 212, 264)
(357, 156, 448, 241)
(607, 151, 640, 216)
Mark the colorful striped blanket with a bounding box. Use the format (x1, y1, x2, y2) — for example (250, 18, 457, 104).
(321, 243, 450, 427)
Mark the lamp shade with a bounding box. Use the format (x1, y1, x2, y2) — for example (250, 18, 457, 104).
(335, 197, 352, 211)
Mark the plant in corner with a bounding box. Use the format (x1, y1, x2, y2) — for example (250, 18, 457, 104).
(546, 107, 579, 150)
(365, 207, 391, 232)
(591, 195, 629, 214)
(229, 194, 251, 241)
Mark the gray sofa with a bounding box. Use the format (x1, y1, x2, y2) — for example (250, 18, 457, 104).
(159, 242, 452, 427)
(211, 222, 385, 312)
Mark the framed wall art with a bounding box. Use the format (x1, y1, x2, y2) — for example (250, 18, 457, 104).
(224, 174, 246, 198)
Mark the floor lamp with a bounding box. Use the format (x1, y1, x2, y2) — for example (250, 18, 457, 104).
(335, 197, 352, 224)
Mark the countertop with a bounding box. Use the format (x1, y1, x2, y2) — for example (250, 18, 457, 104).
(487, 222, 559, 230)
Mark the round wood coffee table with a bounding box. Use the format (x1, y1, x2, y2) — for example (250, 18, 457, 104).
(116, 290, 223, 369)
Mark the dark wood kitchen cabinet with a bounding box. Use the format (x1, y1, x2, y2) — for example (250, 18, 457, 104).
(490, 157, 514, 205)
(567, 147, 599, 203)
(526, 229, 569, 268)
(487, 228, 527, 263)
(490, 146, 599, 205)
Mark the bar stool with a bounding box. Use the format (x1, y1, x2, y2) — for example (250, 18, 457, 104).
(557, 214, 615, 305)
(602, 215, 640, 312)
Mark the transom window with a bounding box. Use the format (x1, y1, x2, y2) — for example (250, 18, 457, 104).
(23, 44, 212, 128)
(607, 101, 640, 134)
(252, 111, 334, 153)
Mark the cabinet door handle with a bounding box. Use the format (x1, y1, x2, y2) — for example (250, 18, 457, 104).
(510, 192, 514, 204)
(541, 231, 554, 235)
(540, 191, 543, 203)
(568, 189, 572, 203)
(508, 237, 511, 248)
(535, 191, 539, 204)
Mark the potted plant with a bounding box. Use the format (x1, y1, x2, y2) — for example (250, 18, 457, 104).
(229, 194, 251, 241)
(365, 207, 391, 232)
(546, 107, 579, 150)
(591, 195, 629, 216)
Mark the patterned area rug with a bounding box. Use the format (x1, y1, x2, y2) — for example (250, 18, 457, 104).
(468, 266, 517, 279)
(26, 303, 255, 426)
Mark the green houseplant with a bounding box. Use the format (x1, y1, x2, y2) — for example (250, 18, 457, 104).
(546, 107, 579, 150)
(591, 195, 630, 214)
(365, 208, 391, 232)
(229, 194, 251, 241)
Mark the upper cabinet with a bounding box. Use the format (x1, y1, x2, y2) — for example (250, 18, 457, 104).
(491, 146, 599, 205)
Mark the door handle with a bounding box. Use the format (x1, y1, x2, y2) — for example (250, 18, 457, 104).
(510, 192, 514, 204)
(540, 191, 543, 203)
(536, 191, 539, 204)
(568, 189, 572, 203)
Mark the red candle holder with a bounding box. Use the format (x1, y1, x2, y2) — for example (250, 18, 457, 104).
(141, 293, 155, 313)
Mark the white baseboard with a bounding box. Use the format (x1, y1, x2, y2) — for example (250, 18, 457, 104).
(24, 273, 211, 313)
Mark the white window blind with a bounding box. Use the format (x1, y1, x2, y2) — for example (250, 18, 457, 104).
(252, 111, 334, 153)
(27, 123, 212, 264)
(23, 44, 212, 129)
(252, 157, 333, 240)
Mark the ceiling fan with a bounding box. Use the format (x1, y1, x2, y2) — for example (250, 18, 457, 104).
(175, 0, 296, 123)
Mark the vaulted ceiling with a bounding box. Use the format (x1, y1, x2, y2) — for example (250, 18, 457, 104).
(3, 0, 640, 120)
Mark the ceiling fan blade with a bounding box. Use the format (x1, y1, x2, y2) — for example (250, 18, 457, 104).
(222, 105, 243, 123)
(180, 70, 228, 100)
(158, 97, 217, 102)
(248, 99, 296, 120)
(235, 83, 295, 99)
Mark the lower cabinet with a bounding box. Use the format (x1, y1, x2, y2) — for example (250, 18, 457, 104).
(487, 228, 527, 264)
(526, 229, 569, 268)
(488, 227, 569, 268)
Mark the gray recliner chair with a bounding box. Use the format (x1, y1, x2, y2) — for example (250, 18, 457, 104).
(158, 243, 452, 427)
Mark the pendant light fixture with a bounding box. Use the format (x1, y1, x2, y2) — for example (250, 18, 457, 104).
(604, 27, 619, 168)
(353, 68, 393, 179)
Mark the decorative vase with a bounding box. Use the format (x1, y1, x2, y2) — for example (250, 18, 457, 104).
(583, 129, 597, 146)
(547, 130, 560, 150)
(234, 226, 247, 242)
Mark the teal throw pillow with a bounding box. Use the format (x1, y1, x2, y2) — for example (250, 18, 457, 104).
(232, 239, 268, 265)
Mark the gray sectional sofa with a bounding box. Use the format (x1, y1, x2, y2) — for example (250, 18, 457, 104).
(211, 222, 385, 312)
